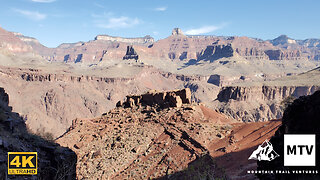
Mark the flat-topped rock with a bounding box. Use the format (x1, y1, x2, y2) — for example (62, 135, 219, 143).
(95, 35, 154, 45)
(117, 88, 191, 108)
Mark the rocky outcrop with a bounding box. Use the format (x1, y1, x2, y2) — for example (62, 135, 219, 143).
(123, 46, 139, 61)
(56, 88, 237, 179)
(257, 90, 320, 179)
(118, 88, 191, 108)
(57, 42, 85, 49)
(56, 87, 286, 179)
(197, 44, 234, 61)
(172, 28, 184, 36)
(217, 86, 264, 102)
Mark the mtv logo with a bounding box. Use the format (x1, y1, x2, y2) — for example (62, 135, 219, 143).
(249, 139, 279, 161)
(284, 134, 316, 166)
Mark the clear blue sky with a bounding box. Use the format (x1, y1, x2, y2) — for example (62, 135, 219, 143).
(0, 0, 319, 47)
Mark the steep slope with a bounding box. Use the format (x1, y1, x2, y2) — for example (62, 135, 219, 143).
(56, 88, 234, 179)
(213, 67, 320, 122)
(0, 27, 32, 54)
(0, 87, 76, 179)
(209, 120, 281, 179)
(56, 88, 281, 179)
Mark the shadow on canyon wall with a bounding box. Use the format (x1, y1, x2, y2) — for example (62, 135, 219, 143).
(0, 87, 77, 180)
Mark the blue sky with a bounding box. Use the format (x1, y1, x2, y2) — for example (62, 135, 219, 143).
(0, 0, 319, 47)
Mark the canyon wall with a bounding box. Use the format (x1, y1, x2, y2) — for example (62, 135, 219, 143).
(215, 85, 320, 121)
(4, 26, 319, 65)
(95, 35, 154, 45)
(0, 87, 77, 179)
(8, 27, 319, 64)
(0, 66, 192, 138)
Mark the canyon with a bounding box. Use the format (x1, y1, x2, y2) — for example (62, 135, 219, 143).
(1, 25, 320, 179)
(56, 88, 281, 179)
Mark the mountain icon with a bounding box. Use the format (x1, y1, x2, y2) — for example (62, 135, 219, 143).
(249, 139, 279, 161)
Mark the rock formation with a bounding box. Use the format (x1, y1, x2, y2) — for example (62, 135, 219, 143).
(57, 88, 231, 179)
(265, 49, 304, 60)
(215, 85, 320, 122)
(123, 46, 139, 61)
(56, 88, 282, 179)
(118, 88, 191, 108)
(235, 47, 269, 60)
(172, 28, 184, 36)
(197, 44, 235, 61)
